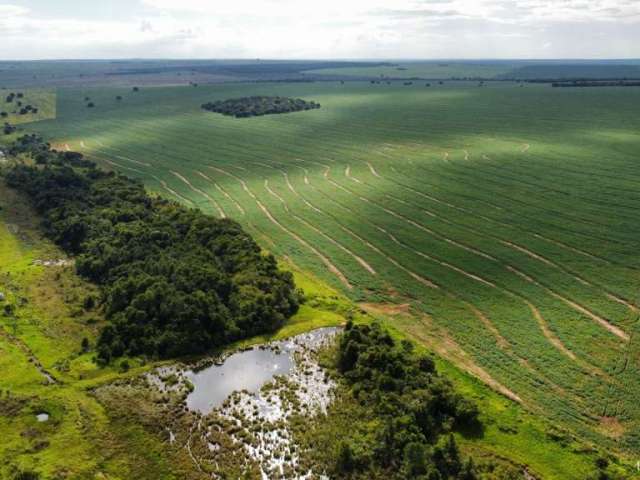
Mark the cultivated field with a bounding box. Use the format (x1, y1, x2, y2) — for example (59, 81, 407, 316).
(26, 81, 640, 456)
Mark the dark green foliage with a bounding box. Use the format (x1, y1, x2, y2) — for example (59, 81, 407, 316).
(13, 471, 40, 480)
(5, 137, 300, 361)
(332, 322, 480, 478)
(3, 122, 16, 135)
(86, 102, 95, 108)
(201, 96, 320, 118)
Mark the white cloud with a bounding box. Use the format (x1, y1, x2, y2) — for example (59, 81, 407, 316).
(0, 0, 638, 59)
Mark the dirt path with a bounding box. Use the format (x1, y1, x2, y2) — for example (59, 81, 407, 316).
(170, 171, 226, 218)
(463, 149, 470, 160)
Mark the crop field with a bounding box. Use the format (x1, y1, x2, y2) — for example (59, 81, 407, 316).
(24, 81, 640, 457)
(304, 61, 519, 79)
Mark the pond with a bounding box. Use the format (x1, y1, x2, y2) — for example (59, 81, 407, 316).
(185, 347, 294, 414)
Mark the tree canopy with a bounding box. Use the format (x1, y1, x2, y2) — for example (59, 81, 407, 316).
(201, 96, 320, 118)
(331, 321, 481, 479)
(5, 136, 300, 361)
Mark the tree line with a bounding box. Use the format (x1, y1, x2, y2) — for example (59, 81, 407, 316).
(5, 136, 300, 362)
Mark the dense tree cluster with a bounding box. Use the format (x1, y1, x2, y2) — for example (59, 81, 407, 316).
(334, 322, 480, 479)
(201, 96, 320, 118)
(4, 92, 38, 116)
(3, 122, 17, 135)
(5, 136, 300, 361)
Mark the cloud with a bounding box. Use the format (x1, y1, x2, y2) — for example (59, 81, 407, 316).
(0, 0, 638, 59)
(0, 4, 29, 17)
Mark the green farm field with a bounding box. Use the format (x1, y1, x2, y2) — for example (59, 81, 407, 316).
(304, 61, 518, 79)
(25, 81, 640, 459)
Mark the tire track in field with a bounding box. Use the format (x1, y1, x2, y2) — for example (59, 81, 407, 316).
(345, 165, 363, 184)
(81, 140, 153, 167)
(423, 156, 638, 243)
(170, 171, 226, 218)
(412, 313, 523, 404)
(314, 163, 629, 342)
(279, 161, 529, 358)
(150, 175, 194, 206)
(263, 179, 376, 275)
(318, 176, 601, 370)
(88, 154, 145, 175)
(382, 191, 637, 314)
(506, 266, 629, 341)
(195, 170, 244, 216)
(376, 166, 618, 266)
(374, 223, 587, 363)
(366, 162, 381, 178)
(207, 166, 353, 289)
(301, 164, 615, 398)
(253, 161, 441, 289)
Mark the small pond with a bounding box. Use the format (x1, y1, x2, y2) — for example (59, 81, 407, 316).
(185, 347, 294, 414)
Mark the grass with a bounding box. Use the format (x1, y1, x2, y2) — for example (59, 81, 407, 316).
(7, 79, 640, 474)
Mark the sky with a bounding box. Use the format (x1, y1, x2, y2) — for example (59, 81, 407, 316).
(0, 0, 639, 60)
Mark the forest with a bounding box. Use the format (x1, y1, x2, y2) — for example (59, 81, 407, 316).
(306, 321, 482, 479)
(201, 96, 320, 118)
(4, 135, 300, 361)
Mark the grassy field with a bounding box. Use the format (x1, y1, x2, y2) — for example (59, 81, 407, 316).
(13, 80, 640, 469)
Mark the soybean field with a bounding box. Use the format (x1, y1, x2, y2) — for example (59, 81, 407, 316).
(28, 81, 640, 454)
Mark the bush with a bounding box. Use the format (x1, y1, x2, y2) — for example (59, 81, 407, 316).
(333, 322, 480, 478)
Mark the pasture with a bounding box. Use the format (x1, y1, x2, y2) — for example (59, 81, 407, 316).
(26, 80, 640, 457)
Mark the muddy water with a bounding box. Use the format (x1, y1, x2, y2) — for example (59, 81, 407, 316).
(185, 347, 294, 414)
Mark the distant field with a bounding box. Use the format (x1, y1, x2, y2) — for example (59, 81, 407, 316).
(305, 61, 518, 79)
(1, 88, 56, 124)
(22, 80, 640, 461)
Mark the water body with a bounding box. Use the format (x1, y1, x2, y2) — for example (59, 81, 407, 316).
(186, 347, 294, 414)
